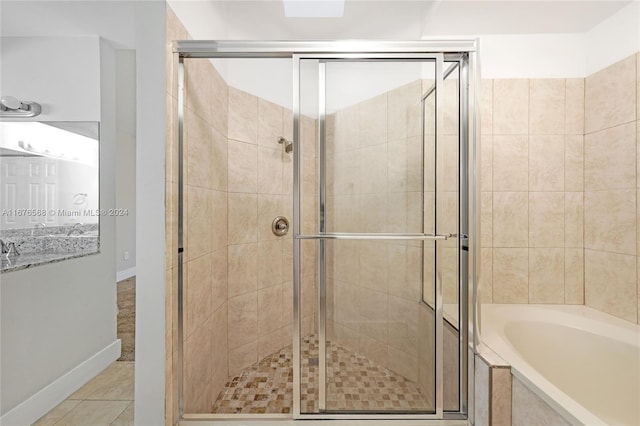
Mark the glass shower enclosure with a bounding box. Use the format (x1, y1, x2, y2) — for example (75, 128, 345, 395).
(173, 41, 479, 422)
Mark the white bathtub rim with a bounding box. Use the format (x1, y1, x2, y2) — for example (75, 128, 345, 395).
(480, 304, 640, 426)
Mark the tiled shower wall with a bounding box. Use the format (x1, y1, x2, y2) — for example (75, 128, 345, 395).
(583, 53, 639, 324)
(165, 6, 318, 419)
(480, 52, 640, 324)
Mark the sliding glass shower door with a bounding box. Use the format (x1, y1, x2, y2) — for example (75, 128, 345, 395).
(294, 53, 468, 419)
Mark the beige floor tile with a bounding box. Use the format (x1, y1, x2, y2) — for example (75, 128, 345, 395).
(69, 362, 135, 400)
(32, 400, 82, 426)
(55, 401, 130, 426)
(110, 402, 134, 426)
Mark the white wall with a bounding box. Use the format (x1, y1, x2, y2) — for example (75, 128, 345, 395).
(0, 2, 167, 424)
(585, 0, 640, 75)
(115, 50, 137, 278)
(0, 36, 118, 422)
(0, 37, 100, 121)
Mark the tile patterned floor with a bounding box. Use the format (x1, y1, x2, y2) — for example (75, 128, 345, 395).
(33, 362, 134, 426)
(212, 335, 432, 414)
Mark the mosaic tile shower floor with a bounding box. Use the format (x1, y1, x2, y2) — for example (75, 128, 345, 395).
(211, 335, 432, 414)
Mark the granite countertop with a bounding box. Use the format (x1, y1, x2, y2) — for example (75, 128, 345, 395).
(1, 250, 100, 273)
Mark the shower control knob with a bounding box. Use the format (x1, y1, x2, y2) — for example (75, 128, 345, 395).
(272, 216, 289, 236)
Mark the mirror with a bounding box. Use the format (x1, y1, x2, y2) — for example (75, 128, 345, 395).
(0, 121, 100, 271)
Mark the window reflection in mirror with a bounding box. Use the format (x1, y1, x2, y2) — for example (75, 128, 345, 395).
(0, 121, 99, 272)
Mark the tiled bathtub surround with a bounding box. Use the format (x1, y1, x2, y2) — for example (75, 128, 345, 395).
(480, 52, 640, 324)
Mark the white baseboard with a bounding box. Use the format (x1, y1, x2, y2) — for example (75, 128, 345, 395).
(116, 267, 136, 282)
(0, 340, 121, 426)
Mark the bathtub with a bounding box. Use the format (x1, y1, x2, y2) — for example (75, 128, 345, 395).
(481, 304, 640, 426)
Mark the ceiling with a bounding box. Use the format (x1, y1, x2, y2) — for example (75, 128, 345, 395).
(168, 0, 634, 40)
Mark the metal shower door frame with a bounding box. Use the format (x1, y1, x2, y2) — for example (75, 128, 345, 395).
(172, 40, 479, 424)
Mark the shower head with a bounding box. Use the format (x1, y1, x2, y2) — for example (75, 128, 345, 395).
(278, 136, 293, 154)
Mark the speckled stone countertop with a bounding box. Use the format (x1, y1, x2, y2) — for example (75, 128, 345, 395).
(0, 224, 99, 273)
(1, 249, 99, 273)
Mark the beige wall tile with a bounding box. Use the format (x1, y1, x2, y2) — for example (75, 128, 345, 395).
(360, 194, 387, 233)
(529, 135, 564, 191)
(166, 6, 188, 98)
(258, 146, 283, 195)
(185, 111, 212, 188)
(360, 144, 387, 194)
(258, 240, 283, 289)
(480, 135, 493, 191)
(227, 139, 257, 193)
(585, 122, 636, 191)
(529, 79, 565, 135)
(359, 288, 387, 342)
(211, 248, 227, 313)
(493, 248, 528, 303)
(387, 346, 419, 383)
(334, 104, 360, 152)
(258, 284, 283, 335)
(186, 255, 212, 338)
(564, 192, 584, 248)
(359, 334, 388, 368)
(211, 190, 227, 252)
(166, 95, 178, 184)
(565, 78, 584, 135)
(228, 193, 257, 245)
(481, 192, 492, 247)
(258, 327, 283, 360)
(227, 243, 258, 298)
(186, 186, 212, 260)
(257, 98, 283, 147)
(493, 192, 528, 248)
(228, 86, 257, 144)
(388, 81, 421, 140)
(480, 248, 493, 304)
(211, 128, 227, 191)
(637, 121, 640, 188)
(210, 65, 228, 137)
(512, 377, 570, 426)
(360, 241, 388, 293)
(359, 93, 387, 147)
(493, 135, 528, 191)
(585, 189, 636, 255)
(184, 320, 212, 412)
(473, 357, 490, 426)
(480, 79, 493, 135)
(529, 192, 564, 248)
(585, 54, 636, 133)
(228, 292, 258, 350)
(494, 79, 529, 135)
(491, 367, 512, 426)
(565, 248, 584, 304)
(637, 53, 640, 121)
(184, 59, 212, 124)
(257, 194, 284, 242)
(529, 248, 564, 303)
(388, 295, 419, 357)
(228, 340, 258, 377)
(211, 302, 229, 396)
(300, 115, 317, 158)
(585, 249, 637, 322)
(565, 135, 584, 191)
